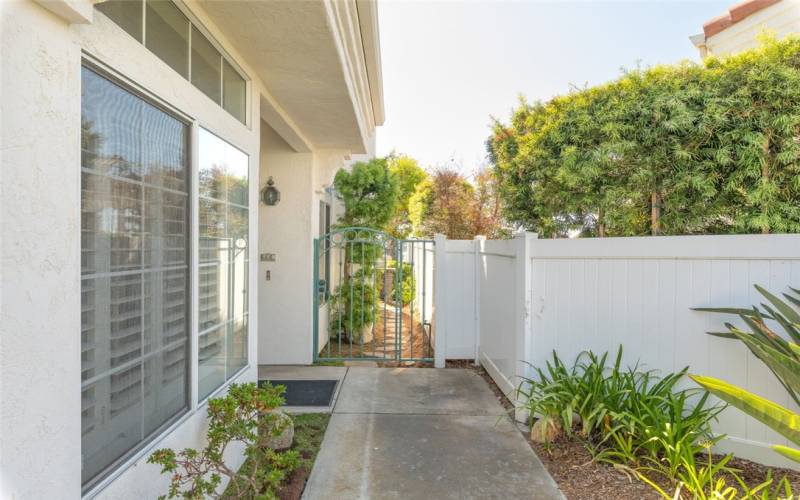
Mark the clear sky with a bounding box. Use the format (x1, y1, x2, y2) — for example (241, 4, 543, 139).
(375, 0, 729, 173)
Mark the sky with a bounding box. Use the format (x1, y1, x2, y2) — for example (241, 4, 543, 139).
(375, 0, 729, 174)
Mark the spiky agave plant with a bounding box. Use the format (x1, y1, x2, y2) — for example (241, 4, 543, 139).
(691, 285, 800, 464)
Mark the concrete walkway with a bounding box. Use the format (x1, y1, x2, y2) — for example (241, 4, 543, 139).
(300, 367, 564, 500)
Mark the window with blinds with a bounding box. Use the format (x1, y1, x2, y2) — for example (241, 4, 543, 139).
(197, 128, 249, 401)
(80, 65, 190, 491)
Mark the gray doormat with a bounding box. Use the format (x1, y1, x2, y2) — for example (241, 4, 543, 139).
(258, 379, 338, 407)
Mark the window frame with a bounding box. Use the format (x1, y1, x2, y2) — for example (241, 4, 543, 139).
(94, 0, 251, 126)
(196, 126, 251, 403)
(79, 56, 253, 500)
(80, 60, 193, 495)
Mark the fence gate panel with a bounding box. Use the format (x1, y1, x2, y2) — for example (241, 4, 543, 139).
(313, 227, 434, 362)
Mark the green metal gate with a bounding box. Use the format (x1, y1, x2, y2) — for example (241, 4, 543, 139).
(313, 227, 434, 362)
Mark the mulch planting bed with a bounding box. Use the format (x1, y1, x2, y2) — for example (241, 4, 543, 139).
(276, 413, 331, 500)
(532, 437, 800, 499)
(446, 360, 800, 499)
(532, 438, 661, 500)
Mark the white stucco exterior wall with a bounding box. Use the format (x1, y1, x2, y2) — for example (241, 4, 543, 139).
(1, 1, 266, 497)
(257, 121, 352, 365)
(2, 0, 382, 495)
(1, 2, 83, 497)
(258, 125, 314, 365)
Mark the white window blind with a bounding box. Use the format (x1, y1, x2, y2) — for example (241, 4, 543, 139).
(80, 66, 190, 491)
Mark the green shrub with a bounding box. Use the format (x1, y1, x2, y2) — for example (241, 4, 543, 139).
(692, 285, 800, 466)
(328, 272, 379, 342)
(488, 35, 800, 237)
(394, 262, 415, 306)
(519, 346, 798, 497)
(519, 347, 722, 453)
(148, 383, 299, 500)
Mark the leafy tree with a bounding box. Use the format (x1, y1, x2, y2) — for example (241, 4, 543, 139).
(333, 157, 399, 229)
(386, 155, 428, 237)
(471, 168, 511, 239)
(705, 35, 800, 234)
(409, 167, 508, 239)
(488, 35, 800, 237)
(331, 158, 399, 340)
(409, 168, 475, 239)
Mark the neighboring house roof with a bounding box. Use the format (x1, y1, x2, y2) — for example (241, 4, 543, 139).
(703, 0, 782, 38)
(690, 0, 800, 57)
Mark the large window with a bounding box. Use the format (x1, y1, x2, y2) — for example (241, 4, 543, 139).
(81, 66, 190, 491)
(198, 128, 249, 401)
(96, 0, 248, 124)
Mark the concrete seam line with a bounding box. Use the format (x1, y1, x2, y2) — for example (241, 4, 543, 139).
(332, 412, 510, 417)
(330, 366, 350, 414)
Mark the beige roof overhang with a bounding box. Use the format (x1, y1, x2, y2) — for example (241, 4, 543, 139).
(199, 0, 384, 154)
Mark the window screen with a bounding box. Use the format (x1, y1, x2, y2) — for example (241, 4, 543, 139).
(191, 26, 221, 105)
(94, 0, 247, 125)
(223, 59, 246, 124)
(96, 0, 143, 42)
(80, 66, 190, 491)
(145, 0, 190, 78)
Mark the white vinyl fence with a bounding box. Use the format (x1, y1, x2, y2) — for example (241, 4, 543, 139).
(434, 232, 800, 469)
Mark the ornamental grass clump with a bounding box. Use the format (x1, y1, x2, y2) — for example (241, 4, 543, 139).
(517, 347, 792, 498)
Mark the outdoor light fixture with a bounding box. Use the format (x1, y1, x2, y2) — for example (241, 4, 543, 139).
(261, 176, 280, 206)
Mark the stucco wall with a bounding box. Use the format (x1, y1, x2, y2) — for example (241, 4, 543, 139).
(258, 125, 314, 365)
(1, 0, 378, 496)
(1, 1, 263, 498)
(1, 2, 83, 497)
(258, 122, 349, 365)
(706, 0, 800, 56)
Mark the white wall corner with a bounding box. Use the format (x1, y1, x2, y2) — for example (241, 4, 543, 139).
(259, 94, 313, 153)
(433, 233, 447, 368)
(34, 0, 95, 24)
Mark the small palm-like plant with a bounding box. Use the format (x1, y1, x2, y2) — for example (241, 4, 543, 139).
(691, 285, 800, 464)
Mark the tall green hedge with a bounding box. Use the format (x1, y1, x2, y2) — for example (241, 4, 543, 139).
(488, 35, 800, 237)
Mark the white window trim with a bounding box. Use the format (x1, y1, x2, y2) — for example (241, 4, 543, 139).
(94, 0, 252, 127)
(171, 0, 252, 128)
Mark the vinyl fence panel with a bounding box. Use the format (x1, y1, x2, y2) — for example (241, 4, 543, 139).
(435, 232, 800, 468)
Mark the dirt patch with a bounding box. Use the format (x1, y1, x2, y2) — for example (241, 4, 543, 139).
(532, 438, 661, 500)
(277, 413, 331, 500)
(724, 455, 800, 495)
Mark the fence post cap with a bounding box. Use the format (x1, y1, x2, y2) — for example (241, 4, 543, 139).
(474, 235, 486, 241)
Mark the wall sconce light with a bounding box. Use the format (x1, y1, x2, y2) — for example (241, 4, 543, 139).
(261, 176, 281, 206)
